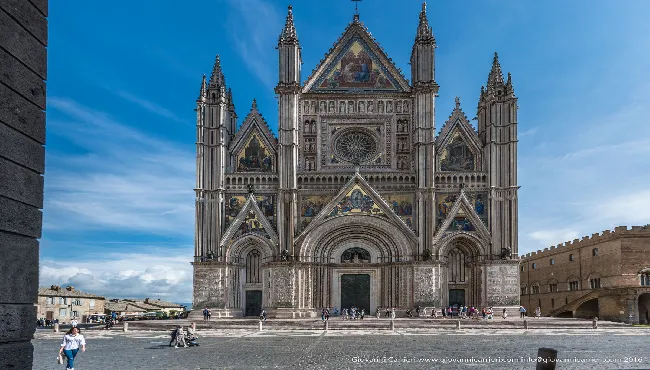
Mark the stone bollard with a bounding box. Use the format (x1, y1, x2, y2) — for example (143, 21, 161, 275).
(259, 321, 263, 331)
(455, 320, 460, 330)
(191, 322, 196, 331)
(324, 320, 329, 331)
(592, 317, 598, 329)
(123, 322, 128, 332)
(390, 320, 395, 331)
(524, 320, 528, 330)
(53, 323, 59, 333)
(536, 347, 558, 370)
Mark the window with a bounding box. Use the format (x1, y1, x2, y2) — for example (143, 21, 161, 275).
(550, 258, 555, 265)
(592, 248, 598, 256)
(532, 285, 540, 294)
(640, 271, 650, 286)
(590, 278, 601, 289)
(569, 281, 579, 291)
(569, 254, 574, 261)
(521, 287, 527, 295)
(551, 299, 555, 308)
(71, 311, 79, 317)
(73, 299, 82, 306)
(520, 265, 525, 272)
(532, 263, 536, 269)
(549, 283, 558, 292)
(59, 308, 67, 317)
(59, 297, 65, 304)
(89, 299, 95, 309)
(565, 297, 568, 305)
(46, 297, 53, 305)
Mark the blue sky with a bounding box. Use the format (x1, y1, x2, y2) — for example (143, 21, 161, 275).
(42, 0, 650, 303)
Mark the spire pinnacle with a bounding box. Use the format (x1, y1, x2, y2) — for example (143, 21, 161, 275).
(415, 1, 434, 42)
(251, 98, 257, 110)
(199, 74, 207, 101)
(209, 55, 225, 87)
(455, 96, 461, 109)
(487, 52, 505, 89)
(278, 5, 299, 45)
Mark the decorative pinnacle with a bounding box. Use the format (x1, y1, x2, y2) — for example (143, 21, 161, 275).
(415, 1, 434, 41)
(455, 96, 461, 109)
(251, 98, 257, 110)
(199, 74, 207, 101)
(279, 5, 299, 45)
(487, 52, 505, 89)
(209, 55, 225, 87)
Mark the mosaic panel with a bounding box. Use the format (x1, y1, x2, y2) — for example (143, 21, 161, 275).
(328, 184, 383, 217)
(300, 194, 333, 231)
(311, 37, 402, 92)
(237, 134, 273, 172)
(383, 193, 414, 229)
(439, 129, 475, 171)
(436, 192, 488, 230)
(233, 210, 269, 239)
(225, 195, 275, 229)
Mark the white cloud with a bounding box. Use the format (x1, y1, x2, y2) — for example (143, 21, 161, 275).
(40, 249, 193, 303)
(113, 90, 188, 124)
(225, 0, 283, 89)
(45, 97, 195, 236)
(529, 229, 580, 249)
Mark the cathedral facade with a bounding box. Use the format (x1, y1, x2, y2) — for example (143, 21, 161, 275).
(192, 4, 520, 317)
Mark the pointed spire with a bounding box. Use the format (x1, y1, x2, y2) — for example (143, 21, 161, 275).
(487, 52, 505, 89)
(415, 1, 434, 42)
(227, 88, 235, 110)
(198, 74, 207, 101)
(278, 5, 299, 45)
(209, 55, 225, 87)
(251, 98, 257, 111)
(455, 96, 461, 110)
(505, 72, 516, 98)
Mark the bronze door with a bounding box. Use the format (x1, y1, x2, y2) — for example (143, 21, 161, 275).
(341, 274, 370, 313)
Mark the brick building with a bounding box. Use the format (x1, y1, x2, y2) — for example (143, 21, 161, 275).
(37, 285, 105, 324)
(520, 225, 650, 323)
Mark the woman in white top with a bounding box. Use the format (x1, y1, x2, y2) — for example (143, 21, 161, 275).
(59, 327, 86, 370)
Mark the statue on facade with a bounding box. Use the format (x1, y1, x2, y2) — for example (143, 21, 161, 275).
(500, 247, 512, 260)
(422, 248, 431, 261)
(280, 249, 289, 261)
(248, 184, 254, 194)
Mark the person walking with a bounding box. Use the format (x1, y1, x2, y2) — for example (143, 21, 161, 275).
(519, 305, 526, 319)
(535, 307, 541, 319)
(58, 327, 86, 370)
(390, 308, 396, 320)
(376, 307, 381, 319)
(203, 307, 209, 321)
(502, 308, 508, 319)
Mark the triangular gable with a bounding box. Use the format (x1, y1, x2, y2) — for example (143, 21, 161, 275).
(433, 188, 490, 246)
(303, 21, 410, 93)
(435, 98, 482, 171)
(230, 101, 277, 156)
(295, 171, 417, 243)
(221, 194, 279, 247)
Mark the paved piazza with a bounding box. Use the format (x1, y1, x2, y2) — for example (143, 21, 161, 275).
(33, 328, 649, 369)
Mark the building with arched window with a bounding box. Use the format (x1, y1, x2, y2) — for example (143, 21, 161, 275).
(520, 225, 650, 323)
(192, 4, 521, 318)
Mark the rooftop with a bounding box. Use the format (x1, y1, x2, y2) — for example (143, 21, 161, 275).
(38, 285, 105, 299)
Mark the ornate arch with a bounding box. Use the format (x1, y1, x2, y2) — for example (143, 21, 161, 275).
(225, 234, 276, 262)
(299, 214, 414, 261)
(436, 232, 487, 260)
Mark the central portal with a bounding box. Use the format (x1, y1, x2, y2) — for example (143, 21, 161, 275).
(341, 274, 370, 313)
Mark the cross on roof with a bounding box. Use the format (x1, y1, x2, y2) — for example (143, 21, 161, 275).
(352, 0, 362, 17)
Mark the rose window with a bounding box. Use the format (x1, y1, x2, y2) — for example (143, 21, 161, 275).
(333, 129, 378, 164)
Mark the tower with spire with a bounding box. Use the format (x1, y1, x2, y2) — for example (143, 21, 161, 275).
(478, 52, 519, 259)
(191, 2, 521, 318)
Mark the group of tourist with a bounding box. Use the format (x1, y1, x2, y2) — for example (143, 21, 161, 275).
(169, 325, 199, 348)
(202, 307, 212, 320)
(341, 307, 366, 320)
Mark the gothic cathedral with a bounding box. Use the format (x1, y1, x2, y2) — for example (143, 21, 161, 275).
(192, 4, 520, 317)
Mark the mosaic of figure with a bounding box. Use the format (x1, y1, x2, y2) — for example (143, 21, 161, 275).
(384, 194, 414, 229)
(225, 195, 275, 229)
(437, 194, 457, 220)
(234, 211, 269, 238)
(448, 217, 474, 232)
(318, 40, 395, 90)
(440, 131, 475, 171)
(237, 135, 273, 172)
(329, 186, 383, 217)
(300, 195, 332, 230)
(341, 247, 371, 263)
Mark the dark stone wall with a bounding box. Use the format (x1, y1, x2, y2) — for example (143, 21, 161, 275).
(0, 0, 47, 368)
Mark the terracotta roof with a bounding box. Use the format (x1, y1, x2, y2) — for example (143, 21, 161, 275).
(38, 286, 105, 299)
(145, 299, 185, 309)
(104, 302, 148, 313)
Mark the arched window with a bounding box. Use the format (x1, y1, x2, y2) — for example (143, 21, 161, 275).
(448, 248, 466, 283)
(568, 277, 580, 291)
(246, 249, 261, 283)
(548, 279, 558, 293)
(639, 268, 650, 286)
(531, 282, 540, 295)
(341, 247, 371, 263)
(588, 273, 602, 289)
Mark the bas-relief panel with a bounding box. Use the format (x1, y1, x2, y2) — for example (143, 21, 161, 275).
(383, 194, 414, 229)
(439, 130, 475, 172)
(225, 195, 275, 229)
(193, 267, 227, 307)
(300, 195, 333, 230)
(315, 38, 399, 91)
(237, 134, 273, 172)
(413, 267, 439, 306)
(485, 265, 520, 306)
(328, 185, 384, 217)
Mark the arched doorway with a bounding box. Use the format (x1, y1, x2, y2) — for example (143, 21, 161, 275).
(575, 298, 599, 319)
(244, 249, 262, 316)
(638, 293, 650, 325)
(438, 234, 484, 309)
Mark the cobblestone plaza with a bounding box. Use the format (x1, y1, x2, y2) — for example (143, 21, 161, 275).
(32, 328, 649, 369)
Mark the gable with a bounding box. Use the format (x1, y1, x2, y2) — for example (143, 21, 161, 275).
(303, 22, 410, 93)
(296, 171, 417, 243)
(433, 190, 490, 245)
(221, 194, 278, 247)
(436, 99, 482, 172)
(235, 132, 274, 172)
(230, 101, 277, 166)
